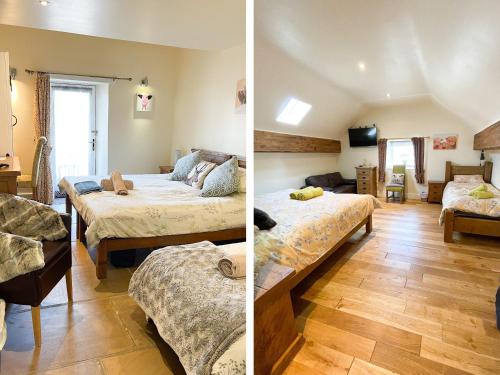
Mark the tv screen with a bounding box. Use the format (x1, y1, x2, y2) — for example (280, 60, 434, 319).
(348, 127, 378, 147)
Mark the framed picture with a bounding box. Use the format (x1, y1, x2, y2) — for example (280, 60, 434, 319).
(235, 78, 246, 114)
(433, 134, 458, 150)
(136, 93, 153, 112)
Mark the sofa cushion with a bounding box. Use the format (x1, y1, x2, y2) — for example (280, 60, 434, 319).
(332, 184, 357, 194)
(306, 172, 344, 188)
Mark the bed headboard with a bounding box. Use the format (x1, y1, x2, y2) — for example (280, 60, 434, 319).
(444, 160, 493, 183)
(191, 148, 246, 169)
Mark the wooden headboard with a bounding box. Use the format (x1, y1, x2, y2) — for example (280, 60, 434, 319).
(444, 161, 493, 184)
(191, 148, 246, 169)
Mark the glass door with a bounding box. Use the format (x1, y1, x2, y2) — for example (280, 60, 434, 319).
(50, 83, 96, 195)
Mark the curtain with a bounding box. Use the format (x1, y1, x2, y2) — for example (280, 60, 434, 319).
(411, 137, 425, 184)
(377, 138, 388, 182)
(34, 73, 53, 204)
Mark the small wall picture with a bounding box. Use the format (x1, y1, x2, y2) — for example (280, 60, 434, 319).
(136, 93, 153, 112)
(433, 134, 458, 150)
(235, 78, 246, 114)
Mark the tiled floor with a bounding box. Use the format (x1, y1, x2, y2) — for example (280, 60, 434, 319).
(1, 199, 185, 375)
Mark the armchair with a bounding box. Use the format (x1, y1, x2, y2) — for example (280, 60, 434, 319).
(0, 213, 72, 347)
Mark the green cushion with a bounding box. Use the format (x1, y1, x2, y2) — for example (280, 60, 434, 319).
(386, 185, 404, 192)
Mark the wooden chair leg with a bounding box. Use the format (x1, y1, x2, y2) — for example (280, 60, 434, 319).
(66, 269, 73, 302)
(31, 306, 41, 348)
(385, 189, 388, 202)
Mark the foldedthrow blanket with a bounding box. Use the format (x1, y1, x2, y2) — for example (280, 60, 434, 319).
(0, 233, 44, 283)
(0, 193, 67, 241)
(129, 241, 245, 375)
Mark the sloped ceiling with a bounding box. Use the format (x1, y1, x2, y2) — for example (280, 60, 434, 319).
(0, 0, 245, 50)
(256, 0, 500, 131)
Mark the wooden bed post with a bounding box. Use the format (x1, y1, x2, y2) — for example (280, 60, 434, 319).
(444, 209, 454, 243)
(96, 240, 108, 279)
(444, 161, 452, 183)
(366, 214, 373, 233)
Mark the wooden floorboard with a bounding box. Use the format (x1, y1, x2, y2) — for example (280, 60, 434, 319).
(285, 200, 500, 375)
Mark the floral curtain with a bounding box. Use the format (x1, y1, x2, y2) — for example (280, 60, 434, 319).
(34, 73, 53, 204)
(411, 137, 425, 184)
(377, 138, 388, 182)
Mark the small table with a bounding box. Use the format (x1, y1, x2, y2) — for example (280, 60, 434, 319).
(428, 180, 445, 203)
(0, 156, 21, 194)
(159, 165, 174, 174)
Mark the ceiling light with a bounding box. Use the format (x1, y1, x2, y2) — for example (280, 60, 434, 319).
(386, 93, 391, 98)
(39, 0, 49, 6)
(276, 97, 312, 125)
(357, 61, 366, 72)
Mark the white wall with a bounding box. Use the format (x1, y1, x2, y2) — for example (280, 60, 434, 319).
(254, 38, 362, 194)
(488, 152, 500, 188)
(338, 96, 480, 198)
(171, 44, 246, 158)
(2, 24, 177, 174)
(0, 52, 12, 156)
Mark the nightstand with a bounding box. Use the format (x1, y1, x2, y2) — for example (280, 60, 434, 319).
(428, 181, 445, 203)
(355, 166, 377, 196)
(159, 165, 174, 174)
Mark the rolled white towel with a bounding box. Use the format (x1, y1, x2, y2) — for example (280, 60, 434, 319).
(218, 253, 245, 279)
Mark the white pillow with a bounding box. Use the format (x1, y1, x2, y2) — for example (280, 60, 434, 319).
(184, 160, 216, 189)
(453, 174, 484, 183)
(238, 167, 246, 193)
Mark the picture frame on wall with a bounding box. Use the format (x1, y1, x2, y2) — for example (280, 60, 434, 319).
(433, 134, 458, 150)
(136, 93, 153, 112)
(235, 78, 246, 114)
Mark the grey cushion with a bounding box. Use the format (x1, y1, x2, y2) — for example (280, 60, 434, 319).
(170, 151, 202, 181)
(200, 157, 239, 197)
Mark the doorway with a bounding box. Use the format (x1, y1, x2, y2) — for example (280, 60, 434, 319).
(50, 82, 97, 196)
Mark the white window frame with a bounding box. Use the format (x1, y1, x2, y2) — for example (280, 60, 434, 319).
(386, 139, 415, 169)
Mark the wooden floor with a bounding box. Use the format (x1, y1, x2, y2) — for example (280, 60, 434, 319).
(284, 201, 500, 375)
(1, 200, 185, 375)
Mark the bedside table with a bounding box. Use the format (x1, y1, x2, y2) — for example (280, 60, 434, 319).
(159, 165, 174, 174)
(428, 181, 445, 203)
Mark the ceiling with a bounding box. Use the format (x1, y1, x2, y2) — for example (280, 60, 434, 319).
(256, 0, 500, 130)
(0, 0, 245, 50)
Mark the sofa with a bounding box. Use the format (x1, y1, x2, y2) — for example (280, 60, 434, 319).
(304, 172, 357, 194)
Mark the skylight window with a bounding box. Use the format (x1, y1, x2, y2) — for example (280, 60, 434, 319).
(276, 98, 312, 125)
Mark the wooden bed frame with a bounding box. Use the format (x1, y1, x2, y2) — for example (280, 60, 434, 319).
(254, 213, 372, 375)
(443, 160, 499, 242)
(66, 149, 246, 279)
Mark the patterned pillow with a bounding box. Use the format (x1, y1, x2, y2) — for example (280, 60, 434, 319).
(238, 167, 246, 193)
(200, 157, 239, 197)
(390, 173, 405, 185)
(454, 174, 484, 183)
(184, 160, 216, 189)
(170, 151, 201, 181)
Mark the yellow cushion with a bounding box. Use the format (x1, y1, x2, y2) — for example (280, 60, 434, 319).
(469, 190, 494, 199)
(290, 187, 324, 201)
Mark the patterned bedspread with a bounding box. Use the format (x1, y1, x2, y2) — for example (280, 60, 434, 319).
(255, 190, 381, 272)
(59, 175, 245, 248)
(439, 182, 500, 225)
(129, 241, 245, 375)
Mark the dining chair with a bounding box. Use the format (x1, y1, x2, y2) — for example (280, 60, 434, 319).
(17, 136, 47, 201)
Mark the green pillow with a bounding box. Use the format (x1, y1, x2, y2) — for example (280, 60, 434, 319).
(470, 190, 494, 199)
(468, 184, 487, 195)
(170, 151, 201, 181)
(200, 157, 239, 197)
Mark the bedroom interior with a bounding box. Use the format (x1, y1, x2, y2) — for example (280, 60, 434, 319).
(254, 1, 500, 375)
(0, 1, 246, 374)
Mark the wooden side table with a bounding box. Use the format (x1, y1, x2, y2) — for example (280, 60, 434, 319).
(428, 180, 445, 203)
(0, 156, 21, 194)
(254, 262, 304, 375)
(159, 165, 174, 174)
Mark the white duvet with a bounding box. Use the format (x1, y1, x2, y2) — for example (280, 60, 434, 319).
(59, 174, 245, 248)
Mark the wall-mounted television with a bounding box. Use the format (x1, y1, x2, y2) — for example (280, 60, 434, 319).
(348, 126, 378, 147)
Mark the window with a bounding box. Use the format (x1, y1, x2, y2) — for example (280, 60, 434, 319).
(276, 97, 311, 125)
(387, 139, 415, 168)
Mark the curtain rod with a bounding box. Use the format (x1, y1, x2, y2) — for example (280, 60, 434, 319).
(383, 136, 431, 140)
(25, 69, 132, 82)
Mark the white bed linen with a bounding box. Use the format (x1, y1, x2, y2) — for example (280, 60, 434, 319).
(59, 175, 245, 248)
(255, 189, 381, 272)
(439, 181, 500, 224)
